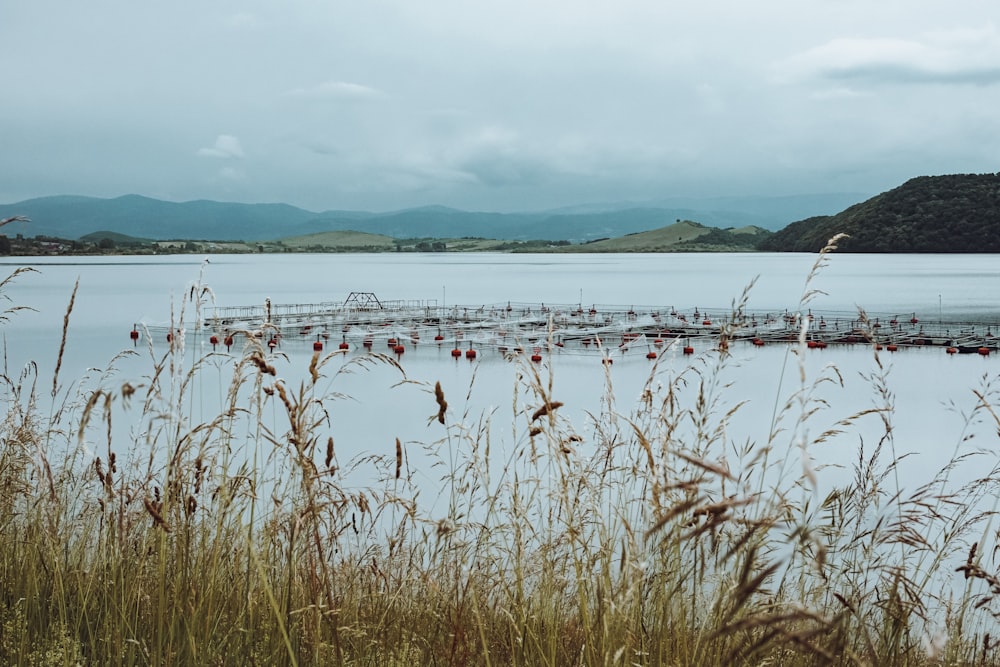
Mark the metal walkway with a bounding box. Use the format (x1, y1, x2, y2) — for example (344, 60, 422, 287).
(131, 293, 1000, 357)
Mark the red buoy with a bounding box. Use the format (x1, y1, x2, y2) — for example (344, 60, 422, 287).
(683, 346, 694, 355)
(129, 328, 140, 344)
(465, 348, 477, 359)
(451, 348, 462, 358)
(752, 338, 764, 347)
(363, 338, 373, 348)
(887, 344, 898, 352)
(210, 334, 219, 348)
(387, 338, 397, 347)
(339, 337, 349, 350)
(946, 346, 958, 355)
(224, 335, 234, 349)
(531, 353, 542, 362)
(313, 340, 323, 352)
(979, 347, 990, 356)
(646, 351, 657, 359)
(394, 344, 405, 355)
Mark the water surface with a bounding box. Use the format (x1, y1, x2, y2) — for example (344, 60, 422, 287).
(1, 252, 998, 498)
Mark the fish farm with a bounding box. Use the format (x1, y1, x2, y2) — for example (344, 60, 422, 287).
(131, 291, 1000, 358)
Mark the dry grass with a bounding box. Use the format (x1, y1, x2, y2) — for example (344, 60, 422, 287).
(2, 241, 1000, 665)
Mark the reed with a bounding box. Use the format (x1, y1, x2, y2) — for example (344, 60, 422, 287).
(1, 244, 1000, 666)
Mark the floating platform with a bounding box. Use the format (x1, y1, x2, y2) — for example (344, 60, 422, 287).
(131, 292, 1000, 359)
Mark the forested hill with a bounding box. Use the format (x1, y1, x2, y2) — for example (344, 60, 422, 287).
(758, 173, 1000, 252)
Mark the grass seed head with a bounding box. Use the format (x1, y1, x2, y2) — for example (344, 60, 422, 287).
(434, 381, 448, 424)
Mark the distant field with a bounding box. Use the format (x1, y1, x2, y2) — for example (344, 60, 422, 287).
(275, 230, 397, 249)
(15, 221, 765, 256)
(275, 233, 563, 252)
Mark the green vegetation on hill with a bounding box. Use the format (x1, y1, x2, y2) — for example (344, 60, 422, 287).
(759, 173, 1000, 252)
(557, 220, 770, 252)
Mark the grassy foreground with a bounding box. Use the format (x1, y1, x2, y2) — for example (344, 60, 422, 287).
(4, 242, 1000, 666)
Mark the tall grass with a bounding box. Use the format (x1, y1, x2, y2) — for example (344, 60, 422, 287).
(2, 243, 1000, 665)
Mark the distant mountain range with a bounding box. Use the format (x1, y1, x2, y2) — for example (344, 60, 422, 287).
(0, 192, 867, 243)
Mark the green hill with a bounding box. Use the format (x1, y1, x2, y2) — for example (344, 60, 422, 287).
(79, 230, 152, 245)
(562, 220, 769, 252)
(758, 173, 1000, 252)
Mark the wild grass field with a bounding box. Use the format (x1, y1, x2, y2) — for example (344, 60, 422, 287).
(3, 237, 1000, 666)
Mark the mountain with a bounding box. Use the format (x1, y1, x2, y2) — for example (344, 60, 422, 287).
(0, 194, 319, 241)
(0, 193, 861, 243)
(758, 174, 1000, 252)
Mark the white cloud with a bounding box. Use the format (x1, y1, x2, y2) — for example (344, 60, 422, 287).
(197, 135, 245, 159)
(775, 26, 1000, 86)
(283, 80, 383, 101)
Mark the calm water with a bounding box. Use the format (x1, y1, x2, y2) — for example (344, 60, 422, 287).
(2, 252, 1000, 495)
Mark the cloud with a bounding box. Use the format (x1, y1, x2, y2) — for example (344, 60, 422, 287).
(808, 86, 868, 101)
(224, 12, 260, 31)
(197, 135, 245, 159)
(301, 140, 340, 156)
(443, 125, 549, 187)
(775, 26, 1000, 86)
(219, 166, 245, 181)
(283, 80, 383, 101)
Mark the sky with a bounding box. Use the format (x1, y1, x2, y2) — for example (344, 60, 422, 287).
(2, 0, 999, 212)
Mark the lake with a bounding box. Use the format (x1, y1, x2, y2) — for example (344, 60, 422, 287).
(2, 251, 1000, 499)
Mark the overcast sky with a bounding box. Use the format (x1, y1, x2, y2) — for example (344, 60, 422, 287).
(2, 1, 999, 212)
